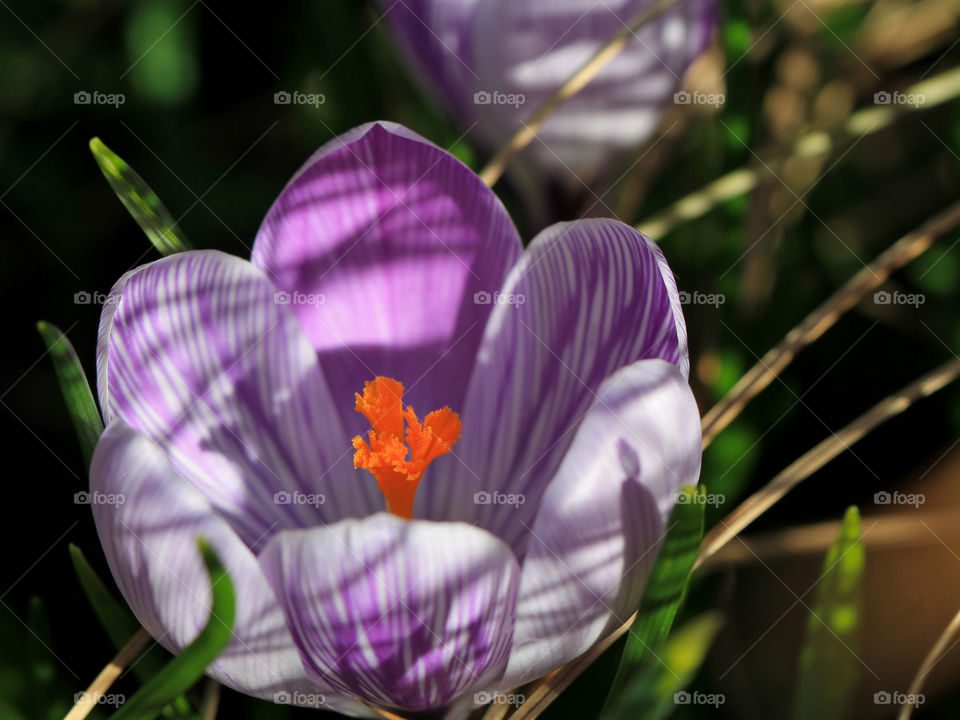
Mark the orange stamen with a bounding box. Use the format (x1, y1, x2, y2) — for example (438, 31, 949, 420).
(352, 377, 461, 519)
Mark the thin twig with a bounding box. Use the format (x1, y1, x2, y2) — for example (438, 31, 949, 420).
(477, 0, 683, 187)
(63, 628, 151, 720)
(504, 631, 626, 720)
(199, 678, 221, 720)
(700, 199, 960, 449)
(637, 66, 960, 240)
(697, 357, 960, 569)
(897, 606, 960, 720)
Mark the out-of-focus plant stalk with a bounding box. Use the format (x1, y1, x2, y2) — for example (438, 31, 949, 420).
(638, 66, 960, 240)
(701, 198, 960, 449)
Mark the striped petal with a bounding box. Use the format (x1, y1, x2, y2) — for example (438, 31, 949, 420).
(89, 420, 325, 703)
(421, 219, 687, 549)
(97, 250, 374, 548)
(470, 0, 715, 176)
(260, 514, 521, 711)
(501, 360, 701, 686)
(252, 121, 522, 434)
(379, 1, 480, 124)
(380, 0, 715, 178)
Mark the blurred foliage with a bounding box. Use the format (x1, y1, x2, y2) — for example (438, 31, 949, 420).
(2, 0, 960, 718)
(790, 506, 865, 720)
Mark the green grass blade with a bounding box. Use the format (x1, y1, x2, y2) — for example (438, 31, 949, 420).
(69, 544, 142, 651)
(604, 613, 725, 720)
(790, 506, 865, 720)
(111, 539, 235, 720)
(601, 485, 706, 716)
(36, 321, 103, 470)
(89, 137, 192, 255)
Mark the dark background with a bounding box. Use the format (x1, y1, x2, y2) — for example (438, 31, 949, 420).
(2, 0, 960, 718)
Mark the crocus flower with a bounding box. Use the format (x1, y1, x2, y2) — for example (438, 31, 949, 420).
(380, 0, 715, 181)
(89, 121, 701, 716)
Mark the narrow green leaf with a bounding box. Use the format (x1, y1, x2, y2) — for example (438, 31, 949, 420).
(36, 321, 103, 469)
(111, 539, 235, 720)
(601, 485, 706, 716)
(604, 613, 725, 720)
(69, 544, 141, 650)
(89, 137, 192, 255)
(790, 505, 864, 720)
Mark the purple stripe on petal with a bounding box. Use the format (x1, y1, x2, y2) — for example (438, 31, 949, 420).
(90, 420, 327, 702)
(501, 360, 701, 687)
(421, 218, 687, 551)
(260, 514, 520, 711)
(251, 122, 522, 434)
(98, 250, 375, 547)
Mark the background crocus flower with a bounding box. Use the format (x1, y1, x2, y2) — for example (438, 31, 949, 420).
(90, 121, 701, 715)
(380, 0, 716, 181)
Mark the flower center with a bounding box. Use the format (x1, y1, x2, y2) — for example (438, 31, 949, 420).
(352, 376, 462, 519)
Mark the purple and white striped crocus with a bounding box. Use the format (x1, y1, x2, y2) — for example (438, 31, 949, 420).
(89, 121, 701, 716)
(381, 0, 715, 181)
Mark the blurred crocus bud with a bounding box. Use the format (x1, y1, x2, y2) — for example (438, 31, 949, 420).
(381, 0, 716, 184)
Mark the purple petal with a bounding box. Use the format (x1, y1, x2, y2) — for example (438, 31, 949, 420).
(379, 1, 481, 124)
(421, 219, 687, 550)
(89, 420, 323, 702)
(252, 121, 522, 432)
(470, 0, 715, 176)
(97, 250, 376, 548)
(259, 514, 520, 711)
(380, 0, 715, 178)
(501, 360, 701, 687)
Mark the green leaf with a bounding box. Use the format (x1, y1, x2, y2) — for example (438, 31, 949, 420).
(604, 613, 725, 720)
(69, 544, 142, 651)
(111, 539, 235, 720)
(36, 321, 103, 469)
(790, 506, 865, 720)
(89, 137, 192, 255)
(601, 485, 706, 717)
